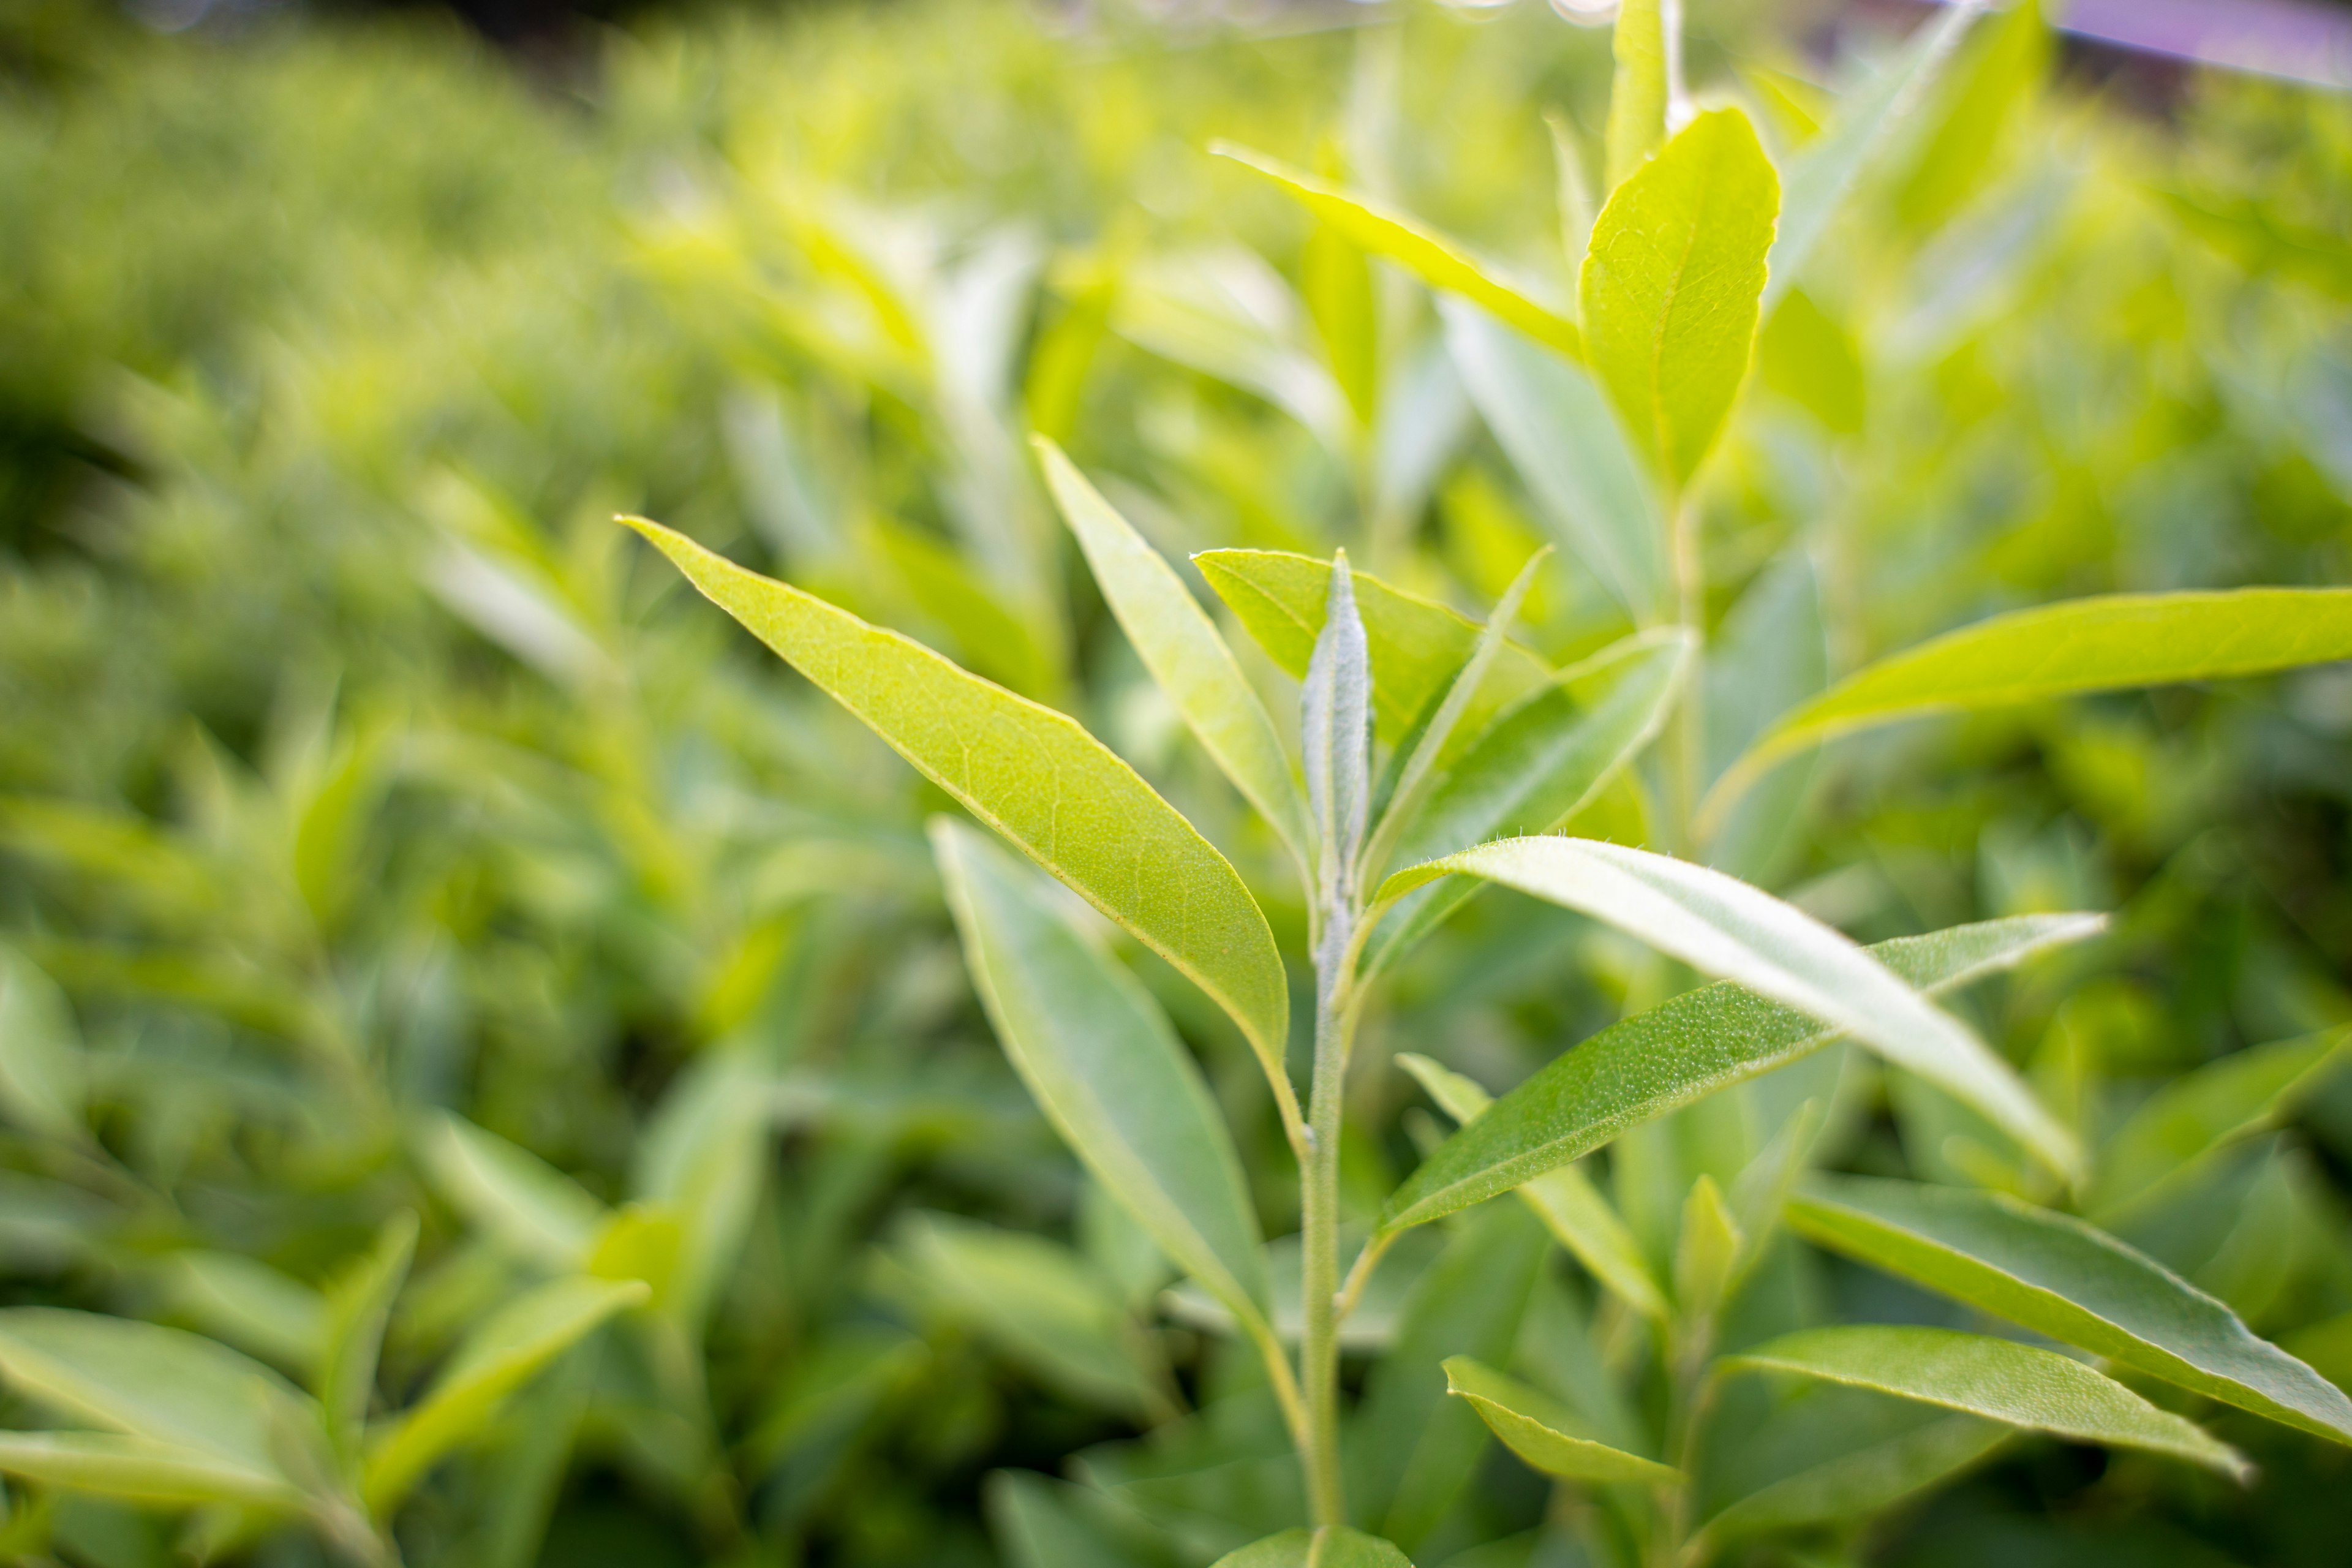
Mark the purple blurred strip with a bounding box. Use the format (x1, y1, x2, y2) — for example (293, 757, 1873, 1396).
(1928, 0, 2352, 89)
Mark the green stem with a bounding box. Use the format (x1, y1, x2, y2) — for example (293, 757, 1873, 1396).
(1667, 486, 1705, 854)
(1298, 918, 1354, 1529)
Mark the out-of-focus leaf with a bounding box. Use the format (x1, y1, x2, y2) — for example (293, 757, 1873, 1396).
(1695, 1389, 2005, 1545)
(1758, 292, 1865, 435)
(0, 1431, 304, 1510)
(1892, 0, 2049, 233)
(1547, 110, 1596, 273)
(1382, 915, 2100, 1232)
(1040, 439, 1308, 869)
(1603, 0, 1667, 190)
(625, 516, 1290, 1086)
(1721, 1325, 2250, 1479)
(1786, 1175, 2352, 1446)
(867, 514, 1057, 700)
(0, 943, 85, 1141)
(633, 1052, 769, 1330)
(1212, 145, 1580, 360)
(1195, 547, 1548, 745)
(1766, 0, 1986, 310)
(1580, 108, 1781, 491)
(1441, 1357, 1680, 1485)
(160, 1253, 323, 1374)
(987, 1469, 1163, 1568)
(1716, 589, 2352, 819)
(1672, 1174, 1743, 1321)
(417, 1112, 603, 1270)
(362, 1275, 647, 1515)
(1114, 245, 1349, 450)
(933, 822, 1272, 1332)
(1442, 301, 1665, 619)
(1212, 1528, 1413, 1567)
(2090, 1028, 2350, 1219)
(1396, 1054, 1666, 1321)
(1302, 200, 1379, 427)
(1379, 842, 2080, 1178)
(317, 1213, 418, 1469)
(584, 1203, 682, 1305)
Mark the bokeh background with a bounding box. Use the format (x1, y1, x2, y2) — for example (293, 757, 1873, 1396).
(2, 1, 2350, 1564)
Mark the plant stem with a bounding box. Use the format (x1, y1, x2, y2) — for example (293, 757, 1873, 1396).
(1667, 487, 1706, 854)
(1297, 905, 1355, 1529)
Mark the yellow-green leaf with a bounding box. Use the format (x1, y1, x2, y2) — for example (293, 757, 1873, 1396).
(1442, 1356, 1682, 1485)
(624, 516, 1290, 1084)
(1604, 0, 1667, 190)
(1580, 108, 1781, 491)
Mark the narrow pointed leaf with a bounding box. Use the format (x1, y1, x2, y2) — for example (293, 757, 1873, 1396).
(0, 1431, 305, 1510)
(1212, 1528, 1414, 1568)
(1304, 554, 1372, 896)
(1786, 1174, 2352, 1447)
(1696, 1397, 2005, 1544)
(1722, 1325, 2251, 1480)
(1037, 439, 1308, 868)
(1212, 144, 1580, 360)
(1604, 0, 1667, 189)
(0, 943, 84, 1142)
(1765, 0, 1986, 312)
(1581, 108, 1781, 490)
(1442, 301, 1665, 619)
(1442, 1357, 1682, 1485)
(1197, 547, 1548, 747)
(417, 1112, 603, 1270)
(2090, 1027, 2350, 1219)
(1379, 840, 2081, 1178)
(933, 821, 1273, 1332)
(624, 516, 1289, 1080)
(1673, 1175, 1743, 1320)
(363, 1275, 647, 1514)
(1717, 589, 2352, 817)
(316, 1212, 420, 1466)
(1382, 914, 2101, 1232)
(1396, 1054, 1666, 1321)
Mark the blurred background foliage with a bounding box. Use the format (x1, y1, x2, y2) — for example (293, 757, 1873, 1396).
(0, 0, 2348, 1564)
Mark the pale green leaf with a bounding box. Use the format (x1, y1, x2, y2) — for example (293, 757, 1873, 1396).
(1765, 0, 1986, 312)
(160, 1252, 323, 1374)
(1603, 0, 1667, 190)
(0, 1431, 305, 1510)
(1396, 1054, 1666, 1321)
(1441, 1356, 1681, 1485)
(417, 1112, 603, 1270)
(866, 514, 1058, 701)
(1195, 547, 1548, 747)
(0, 942, 84, 1142)
(1721, 1325, 2250, 1480)
(1441, 301, 1665, 619)
(1381, 914, 2101, 1233)
(1379, 840, 2081, 1178)
(2090, 1028, 2350, 1220)
(1786, 1174, 2352, 1446)
(625, 515, 1290, 1084)
(1581, 107, 1781, 490)
(1212, 145, 1580, 360)
(1302, 201, 1381, 427)
(1211, 1528, 1413, 1568)
(1716, 589, 2352, 819)
(363, 1275, 647, 1514)
(1673, 1174, 1743, 1321)
(316, 1213, 419, 1468)
(1546, 110, 1596, 274)
(933, 821, 1272, 1329)
(1038, 438, 1308, 869)
(1304, 554, 1373, 900)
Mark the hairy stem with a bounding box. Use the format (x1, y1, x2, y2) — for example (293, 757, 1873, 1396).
(1298, 906, 1355, 1529)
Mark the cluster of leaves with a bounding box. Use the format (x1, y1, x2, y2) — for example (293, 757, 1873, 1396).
(2, 1, 2350, 1566)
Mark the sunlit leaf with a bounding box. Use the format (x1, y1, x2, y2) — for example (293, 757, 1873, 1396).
(1603, 0, 1667, 190)
(160, 1252, 323, 1374)
(625, 515, 1291, 1084)
(316, 1213, 419, 1470)
(933, 821, 1274, 1335)
(1442, 1357, 1679, 1485)
(1787, 1175, 2352, 1446)
(1378, 841, 2081, 1178)
(0, 1431, 305, 1510)
(417, 1112, 602, 1270)
(1581, 108, 1780, 491)
(1382, 915, 2100, 1232)
(1721, 1325, 2250, 1479)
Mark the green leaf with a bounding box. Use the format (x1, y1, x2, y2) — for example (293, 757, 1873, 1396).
(1721, 1325, 2250, 1480)
(1442, 1357, 1681, 1485)
(316, 1213, 419, 1469)
(363, 1275, 647, 1515)
(0, 1309, 326, 1491)
(1038, 439, 1309, 871)
(1304, 554, 1373, 903)
(1603, 0, 1667, 190)
(1211, 1528, 1414, 1568)
(1396, 1054, 1666, 1321)
(417, 1112, 603, 1270)
(2090, 1028, 2350, 1220)
(1672, 1174, 1743, 1321)
(1765, 0, 1986, 312)
(1382, 914, 2100, 1233)
(1211, 145, 1580, 360)
(866, 514, 1059, 701)
(625, 515, 1291, 1084)
(0, 1431, 305, 1510)
(1302, 199, 1381, 427)
(0, 942, 85, 1142)
(1195, 547, 1548, 747)
(160, 1251, 323, 1374)
(1441, 302, 1665, 619)
(1379, 840, 2081, 1178)
(1695, 1390, 2005, 1545)
(1785, 1174, 2352, 1447)
(932, 821, 1273, 1331)
(1581, 108, 1781, 491)
(1547, 111, 1596, 273)
(1715, 589, 2352, 820)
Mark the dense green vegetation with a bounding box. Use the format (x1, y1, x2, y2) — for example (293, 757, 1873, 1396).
(2, 1, 2350, 1564)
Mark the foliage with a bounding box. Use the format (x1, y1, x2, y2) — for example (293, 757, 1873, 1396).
(3, 1, 2351, 1565)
